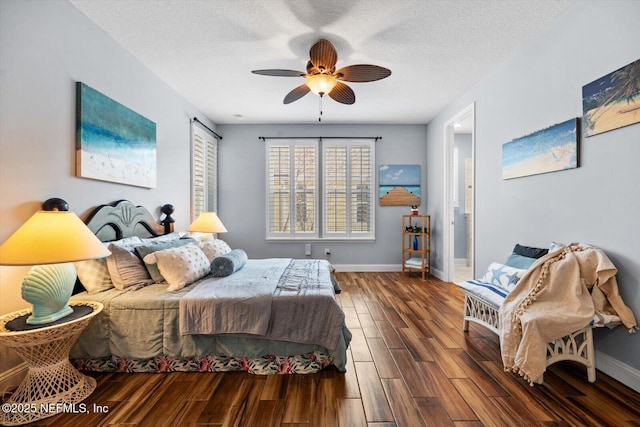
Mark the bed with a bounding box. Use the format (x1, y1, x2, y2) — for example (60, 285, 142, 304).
(69, 200, 352, 374)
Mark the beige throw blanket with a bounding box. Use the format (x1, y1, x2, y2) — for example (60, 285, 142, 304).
(499, 243, 637, 384)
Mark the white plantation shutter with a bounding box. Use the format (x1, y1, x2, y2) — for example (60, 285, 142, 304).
(266, 138, 374, 240)
(192, 124, 218, 219)
(323, 140, 374, 239)
(267, 140, 318, 238)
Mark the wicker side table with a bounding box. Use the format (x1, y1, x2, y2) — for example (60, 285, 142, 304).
(0, 301, 103, 426)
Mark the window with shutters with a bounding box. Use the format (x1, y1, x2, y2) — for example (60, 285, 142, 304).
(266, 138, 374, 240)
(191, 124, 218, 220)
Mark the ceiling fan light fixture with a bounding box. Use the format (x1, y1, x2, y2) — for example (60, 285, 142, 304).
(305, 74, 337, 95)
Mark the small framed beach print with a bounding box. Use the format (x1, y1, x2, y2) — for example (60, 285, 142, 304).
(379, 164, 420, 206)
(582, 58, 640, 138)
(76, 82, 157, 188)
(502, 118, 578, 180)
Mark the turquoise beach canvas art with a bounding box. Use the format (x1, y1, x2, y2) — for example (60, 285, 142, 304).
(502, 118, 578, 180)
(76, 82, 156, 188)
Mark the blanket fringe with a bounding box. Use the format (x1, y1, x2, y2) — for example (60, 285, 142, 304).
(504, 364, 541, 386)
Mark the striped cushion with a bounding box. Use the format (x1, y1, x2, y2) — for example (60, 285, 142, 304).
(456, 280, 507, 308)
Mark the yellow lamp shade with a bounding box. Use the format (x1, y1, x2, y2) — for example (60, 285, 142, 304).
(305, 74, 338, 95)
(0, 209, 110, 324)
(0, 211, 110, 265)
(187, 212, 228, 233)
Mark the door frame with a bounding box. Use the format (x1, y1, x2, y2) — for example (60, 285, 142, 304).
(442, 103, 475, 282)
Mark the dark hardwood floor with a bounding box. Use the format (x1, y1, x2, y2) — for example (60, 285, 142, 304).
(25, 272, 640, 426)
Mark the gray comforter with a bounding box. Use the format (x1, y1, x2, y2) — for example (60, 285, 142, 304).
(180, 259, 344, 350)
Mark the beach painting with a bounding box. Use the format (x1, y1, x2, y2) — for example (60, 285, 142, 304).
(76, 82, 156, 188)
(502, 118, 578, 180)
(379, 164, 420, 205)
(582, 58, 640, 137)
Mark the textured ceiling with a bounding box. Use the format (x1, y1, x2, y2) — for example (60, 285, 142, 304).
(69, 0, 574, 125)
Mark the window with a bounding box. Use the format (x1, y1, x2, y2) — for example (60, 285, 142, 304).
(191, 123, 218, 219)
(266, 138, 375, 240)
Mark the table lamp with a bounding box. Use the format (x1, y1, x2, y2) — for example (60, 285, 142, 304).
(187, 212, 228, 235)
(0, 198, 110, 325)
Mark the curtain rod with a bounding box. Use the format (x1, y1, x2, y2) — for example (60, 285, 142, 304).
(259, 136, 381, 142)
(192, 117, 223, 140)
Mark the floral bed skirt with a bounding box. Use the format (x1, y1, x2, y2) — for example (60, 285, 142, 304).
(71, 351, 332, 374)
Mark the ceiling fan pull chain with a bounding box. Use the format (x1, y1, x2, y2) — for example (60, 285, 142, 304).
(319, 95, 323, 122)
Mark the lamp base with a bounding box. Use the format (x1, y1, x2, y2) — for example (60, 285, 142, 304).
(21, 263, 76, 325)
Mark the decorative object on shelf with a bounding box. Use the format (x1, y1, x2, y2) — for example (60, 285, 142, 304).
(379, 164, 420, 206)
(502, 118, 578, 180)
(0, 198, 110, 325)
(411, 205, 419, 215)
(187, 212, 228, 237)
(402, 215, 431, 280)
(76, 82, 157, 188)
(582, 58, 640, 137)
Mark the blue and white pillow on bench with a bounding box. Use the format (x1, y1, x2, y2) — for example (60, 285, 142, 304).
(480, 262, 528, 293)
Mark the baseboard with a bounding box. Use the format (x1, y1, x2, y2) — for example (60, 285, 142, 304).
(331, 264, 447, 281)
(332, 264, 401, 272)
(0, 362, 26, 394)
(454, 258, 468, 265)
(596, 350, 640, 392)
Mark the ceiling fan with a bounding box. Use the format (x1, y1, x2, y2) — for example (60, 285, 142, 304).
(252, 39, 391, 108)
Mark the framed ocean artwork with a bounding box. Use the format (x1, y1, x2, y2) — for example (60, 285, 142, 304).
(76, 82, 157, 188)
(379, 164, 420, 206)
(582, 58, 640, 137)
(502, 118, 578, 180)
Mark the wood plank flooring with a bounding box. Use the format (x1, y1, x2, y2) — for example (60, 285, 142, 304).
(22, 272, 640, 426)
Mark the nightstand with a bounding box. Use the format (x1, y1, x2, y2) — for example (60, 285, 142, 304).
(0, 301, 103, 425)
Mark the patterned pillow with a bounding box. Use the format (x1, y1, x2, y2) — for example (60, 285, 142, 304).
(106, 242, 153, 290)
(480, 262, 527, 292)
(198, 239, 232, 262)
(143, 243, 211, 291)
(135, 238, 196, 282)
(74, 257, 112, 294)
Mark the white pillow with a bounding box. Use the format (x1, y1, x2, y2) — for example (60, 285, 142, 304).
(480, 262, 527, 292)
(144, 243, 210, 291)
(198, 239, 232, 262)
(74, 257, 112, 294)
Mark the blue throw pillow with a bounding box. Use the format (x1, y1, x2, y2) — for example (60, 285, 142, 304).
(504, 253, 537, 269)
(210, 249, 248, 277)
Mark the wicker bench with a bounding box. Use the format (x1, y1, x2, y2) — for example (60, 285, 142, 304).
(458, 279, 596, 384)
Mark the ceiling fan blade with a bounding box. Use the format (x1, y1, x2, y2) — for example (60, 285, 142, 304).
(283, 84, 311, 104)
(335, 64, 392, 82)
(309, 39, 338, 73)
(252, 69, 305, 77)
(328, 82, 355, 105)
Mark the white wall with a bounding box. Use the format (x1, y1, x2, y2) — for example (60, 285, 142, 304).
(216, 123, 428, 268)
(0, 0, 214, 374)
(427, 0, 640, 380)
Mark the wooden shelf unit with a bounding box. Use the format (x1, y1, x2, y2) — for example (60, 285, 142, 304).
(402, 214, 431, 280)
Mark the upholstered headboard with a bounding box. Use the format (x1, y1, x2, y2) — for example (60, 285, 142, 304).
(84, 200, 174, 242)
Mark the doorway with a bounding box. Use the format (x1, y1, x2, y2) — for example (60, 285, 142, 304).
(443, 103, 475, 283)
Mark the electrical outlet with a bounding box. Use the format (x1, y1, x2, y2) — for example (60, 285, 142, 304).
(305, 244, 312, 256)
(324, 248, 331, 255)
